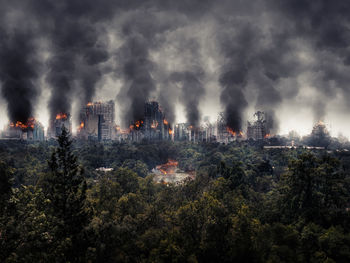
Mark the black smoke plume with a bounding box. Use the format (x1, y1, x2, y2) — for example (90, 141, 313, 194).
(117, 32, 157, 124)
(170, 69, 205, 127)
(116, 11, 181, 126)
(218, 23, 255, 132)
(46, 16, 108, 120)
(270, 0, 350, 121)
(158, 78, 176, 125)
(24, 0, 114, 120)
(0, 28, 40, 123)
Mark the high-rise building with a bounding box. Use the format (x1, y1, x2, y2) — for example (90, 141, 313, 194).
(247, 111, 268, 140)
(47, 113, 72, 139)
(2, 119, 45, 141)
(142, 101, 171, 141)
(127, 101, 172, 142)
(174, 123, 189, 141)
(78, 101, 115, 141)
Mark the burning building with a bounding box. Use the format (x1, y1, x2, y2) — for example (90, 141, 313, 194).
(47, 113, 72, 139)
(247, 111, 269, 140)
(78, 101, 115, 141)
(216, 112, 241, 143)
(2, 118, 45, 141)
(127, 101, 172, 142)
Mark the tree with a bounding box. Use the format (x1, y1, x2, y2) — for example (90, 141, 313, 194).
(0, 161, 12, 215)
(41, 127, 89, 262)
(0, 162, 16, 261)
(278, 153, 350, 226)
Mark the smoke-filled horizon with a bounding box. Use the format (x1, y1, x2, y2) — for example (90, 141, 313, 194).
(1, 0, 350, 136)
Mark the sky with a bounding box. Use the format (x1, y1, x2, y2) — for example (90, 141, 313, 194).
(0, 0, 350, 138)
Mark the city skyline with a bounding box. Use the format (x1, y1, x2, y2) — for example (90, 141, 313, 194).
(1, 1, 350, 137)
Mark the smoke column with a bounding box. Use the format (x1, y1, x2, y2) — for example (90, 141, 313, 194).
(170, 70, 204, 127)
(116, 11, 181, 126)
(0, 28, 40, 123)
(218, 23, 255, 132)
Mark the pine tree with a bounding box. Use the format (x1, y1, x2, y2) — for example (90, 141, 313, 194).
(44, 127, 89, 262)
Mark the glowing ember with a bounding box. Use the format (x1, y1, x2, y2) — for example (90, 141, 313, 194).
(80, 122, 84, 129)
(264, 133, 271, 138)
(163, 119, 169, 125)
(56, 113, 68, 120)
(86, 102, 93, 106)
(168, 128, 173, 135)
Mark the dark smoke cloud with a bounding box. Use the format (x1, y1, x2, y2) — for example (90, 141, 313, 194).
(158, 77, 176, 125)
(171, 69, 205, 126)
(157, 33, 206, 126)
(269, 0, 350, 121)
(0, 10, 40, 123)
(22, 0, 117, 120)
(47, 16, 109, 119)
(2, 0, 350, 133)
(116, 11, 181, 126)
(117, 34, 156, 123)
(217, 23, 255, 132)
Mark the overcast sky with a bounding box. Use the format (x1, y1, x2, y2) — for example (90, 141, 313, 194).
(0, 0, 350, 137)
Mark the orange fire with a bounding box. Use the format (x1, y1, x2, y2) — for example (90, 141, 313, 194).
(135, 120, 141, 128)
(163, 119, 169, 125)
(86, 102, 93, 107)
(10, 118, 36, 130)
(264, 133, 271, 138)
(80, 122, 84, 128)
(226, 127, 236, 136)
(168, 128, 173, 135)
(56, 113, 67, 120)
(129, 124, 134, 130)
(156, 159, 178, 175)
(151, 121, 158, 129)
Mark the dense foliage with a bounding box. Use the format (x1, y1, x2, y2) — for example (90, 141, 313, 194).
(1, 133, 350, 262)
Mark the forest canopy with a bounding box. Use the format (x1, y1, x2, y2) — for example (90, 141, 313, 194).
(1, 131, 350, 262)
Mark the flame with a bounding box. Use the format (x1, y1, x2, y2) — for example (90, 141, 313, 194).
(163, 119, 169, 125)
(239, 131, 243, 136)
(131, 120, 143, 129)
(156, 159, 178, 175)
(80, 122, 84, 128)
(151, 121, 158, 129)
(168, 128, 173, 135)
(87, 102, 93, 107)
(264, 133, 271, 138)
(56, 113, 67, 120)
(10, 118, 36, 130)
(226, 127, 236, 136)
